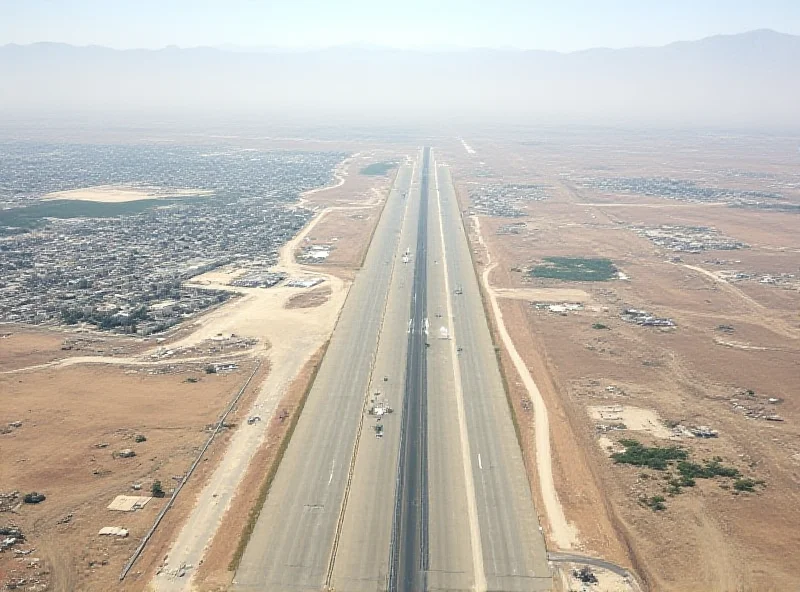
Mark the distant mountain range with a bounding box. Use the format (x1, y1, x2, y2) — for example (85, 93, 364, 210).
(2, 30, 799, 128)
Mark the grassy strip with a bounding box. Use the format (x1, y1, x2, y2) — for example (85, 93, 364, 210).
(360, 162, 396, 176)
(228, 339, 330, 572)
(531, 256, 617, 282)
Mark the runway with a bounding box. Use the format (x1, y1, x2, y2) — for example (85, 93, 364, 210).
(233, 148, 551, 591)
(233, 158, 417, 591)
(434, 163, 551, 591)
(388, 146, 430, 591)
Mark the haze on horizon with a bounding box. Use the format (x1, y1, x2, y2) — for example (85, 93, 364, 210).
(2, 0, 800, 130)
(3, 0, 800, 52)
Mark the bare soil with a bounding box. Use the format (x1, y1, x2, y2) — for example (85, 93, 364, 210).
(0, 358, 264, 592)
(0, 325, 145, 372)
(447, 131, 800, 591)
(284, 285, 332, 309)
(298, 207, 381, 280)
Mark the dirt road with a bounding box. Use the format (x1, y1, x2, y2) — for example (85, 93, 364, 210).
(471, 215, 579, 550)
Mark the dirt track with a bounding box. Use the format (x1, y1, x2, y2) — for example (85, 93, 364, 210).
(471, 215, 579, 550)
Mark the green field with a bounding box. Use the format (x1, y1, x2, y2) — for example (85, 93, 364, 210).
(360, 162, 396, 176)
(0, 199, 183, 230)
(530, 257, 617, 282)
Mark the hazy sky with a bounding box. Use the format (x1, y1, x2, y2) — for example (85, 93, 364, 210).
(1, 0, 798, 51)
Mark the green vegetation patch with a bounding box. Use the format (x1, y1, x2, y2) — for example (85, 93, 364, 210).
(530, 257, 617, 282)
(614, 440, 760, 510)
(612, 439, 688, 470)
(0, 198, 184, 230)
(733, 478, 766, 492)
(642, 495, 667, 511)
(677, 458, 739, 480)
(360, 162, 396, 176)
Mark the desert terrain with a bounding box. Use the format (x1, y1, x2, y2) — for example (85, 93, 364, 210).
(442, 130, 800, 591)
(0, 148, 406, 592)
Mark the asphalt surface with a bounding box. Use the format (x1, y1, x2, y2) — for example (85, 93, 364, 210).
(233, 151, 552, 592)
(435, 164, 551, 591)
(425, 155, 479, 592)
(233, 161, 416, 591)
(329, 155, 422, 591)
(389, 146, 431, 592)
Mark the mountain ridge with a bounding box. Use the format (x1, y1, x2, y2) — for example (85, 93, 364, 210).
(2, 28, 797, 55)
(1, 29, 798, 128)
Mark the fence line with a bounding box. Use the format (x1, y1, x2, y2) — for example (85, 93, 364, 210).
(119, 360, 262, 581)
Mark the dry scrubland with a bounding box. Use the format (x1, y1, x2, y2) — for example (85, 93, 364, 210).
(447, 133, 800, 591)
(0, 352, 263, 592)
(0, 146, 405, 592)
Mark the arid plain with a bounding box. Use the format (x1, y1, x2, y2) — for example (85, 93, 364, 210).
(442, 130, 800, 591)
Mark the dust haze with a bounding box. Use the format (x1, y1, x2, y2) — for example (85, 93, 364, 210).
(2, 29, 799, 129)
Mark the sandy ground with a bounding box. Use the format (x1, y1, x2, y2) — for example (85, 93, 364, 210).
(0, 326, 145, 372)
(284, 285, 332, 309)
(0, 360, 262, 592)
(588, 406, 673, 440)
(42, 185, 214, 203)
(492, 287, 591, 303)
(445, 132, 800, 591)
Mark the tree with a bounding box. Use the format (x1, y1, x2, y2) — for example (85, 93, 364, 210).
(151, 480, 165, 498)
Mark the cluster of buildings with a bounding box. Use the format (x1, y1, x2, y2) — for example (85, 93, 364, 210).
(634, 225, 747, 253)
(468, 182, 549, 218)
(298, 243, 333, 262)
(718, 270, 799, 290)
(580, 176, 783, 205)
(229, 271, 288, 288)
(532, 301, 584, 314)
(0, 142, 345, 333)
(717, 168, 800, 192)
(620, 308, 676, 327)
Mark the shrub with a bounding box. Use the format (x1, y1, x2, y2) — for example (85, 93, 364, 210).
(134, 434, 147, 443)
(592, 323, 609, 330)
(612, 439, 688, 470)
(677, 460, 740, 480)
(733, 478, 765, 492)
(643, 495, 667, 511)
